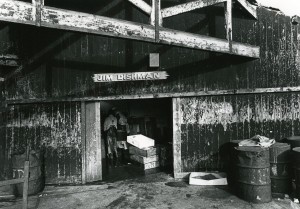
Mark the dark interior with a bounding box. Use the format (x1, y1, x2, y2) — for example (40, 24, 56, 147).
(100, 98, 173, 182)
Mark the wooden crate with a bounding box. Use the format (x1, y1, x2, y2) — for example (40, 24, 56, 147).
(130, 154, 159, 164)
(129, 145, 160, 157)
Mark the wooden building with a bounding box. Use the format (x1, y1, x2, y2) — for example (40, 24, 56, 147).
(0, 0, 299, 184)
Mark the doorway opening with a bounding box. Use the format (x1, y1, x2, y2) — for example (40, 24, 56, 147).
(100, 98, 173, 182)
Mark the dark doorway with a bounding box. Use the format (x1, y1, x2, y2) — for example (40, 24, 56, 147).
(100, 98, 173, 182)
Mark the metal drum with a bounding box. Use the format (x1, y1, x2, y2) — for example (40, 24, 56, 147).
(285, 136, 300, 181)
(234, 146, 272, 203)
(293, 147, 300, 200)
(269, 143, 291, 196)
(12, 151, 44, 196)
(285, 136, 300, 149)
(227, 140, 242, 193)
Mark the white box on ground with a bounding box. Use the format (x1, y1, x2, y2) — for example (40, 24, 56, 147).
(127, 134, 155, 149)
(189, 172, 228, 186)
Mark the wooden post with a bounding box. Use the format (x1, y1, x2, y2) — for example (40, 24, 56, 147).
(32, 0, 44, 26)
(155, 0, 160, 42)
(22, 142, 30, 209)
(22, 161, 29, 209)
(150, 0, 162, 27)
(225, 0, 232, 52)
(84, 102, 102, 182)
(172, 98, 182, 178)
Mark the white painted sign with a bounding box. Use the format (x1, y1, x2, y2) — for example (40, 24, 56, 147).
(93, 71, 168, 82)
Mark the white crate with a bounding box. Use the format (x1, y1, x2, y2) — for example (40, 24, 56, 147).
(127, 134, 155, 149)
(189, 172, 228, 186)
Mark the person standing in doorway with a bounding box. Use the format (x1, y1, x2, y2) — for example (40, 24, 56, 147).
(103, 108, 118, 166)
(115, 110, 130, 164)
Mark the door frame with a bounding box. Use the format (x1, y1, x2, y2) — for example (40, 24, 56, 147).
(81, 101, 102, 184)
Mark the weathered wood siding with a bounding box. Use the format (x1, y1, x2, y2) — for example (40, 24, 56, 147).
(4, 6, 298, 100)
(179, 92, 300, 172)
(2, 102, 82, 184)
(0, 22, 18, 55)
(0, 111, 8, 180)
(1, 1, 300, 177)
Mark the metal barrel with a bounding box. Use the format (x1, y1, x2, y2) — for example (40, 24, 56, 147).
(234, 146, 272, 203)
(227, 140, 243, 193)
(285, 136, 300, 149)
(269, 143, 292, 196)
(293, 147, 300, 200)
(283, 136, 300, 182)
(12, 151, 44, 196)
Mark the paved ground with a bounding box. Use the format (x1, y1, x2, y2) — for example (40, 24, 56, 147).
(0, 172, 298, 209)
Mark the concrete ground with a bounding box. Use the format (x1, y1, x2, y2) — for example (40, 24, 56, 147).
(0, 172, 298, 209)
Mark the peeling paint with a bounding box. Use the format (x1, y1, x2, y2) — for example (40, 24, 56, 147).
(3, 102, 82, 184)
(180, 93, 300, 171)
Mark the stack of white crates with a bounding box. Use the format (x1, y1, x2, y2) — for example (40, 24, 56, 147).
(127, 134, 167, 174)
(129, 146, 161, 174)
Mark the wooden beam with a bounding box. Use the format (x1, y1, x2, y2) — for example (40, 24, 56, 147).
(0, 54, 19, 67)
(0, 0, 35, 25)
(127, 0, 151, 15)
(7, 86, 300, 105)
(161, 0, 226, 18)
(225, 0, 232, 52)
(0, 0, 259, 58)
(236, 0, 257, 19)
(150, 0, 162, 26)
(41, 6, 155, 42)
(155, 0, 160, 41)
(0, 178, 24, 187)
(159, 28, 259, 58)
(173, 98, 182, 177)
(41, 6, 259, 57)
(0, 54, 18, 60)
(32, 0, 44, 26)
(0, 59, 18, 67)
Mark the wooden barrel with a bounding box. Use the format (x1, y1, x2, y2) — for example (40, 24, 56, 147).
(269, 143, 291, 196)
(234, 146, 271, 203)
(293, 147, 300, 200)
(12, 151, 44, 196)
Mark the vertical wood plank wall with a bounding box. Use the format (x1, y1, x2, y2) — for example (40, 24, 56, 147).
(0, 2, 300, 181)
(175, 92, 300, 175)
(1, 102, 82, 184)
